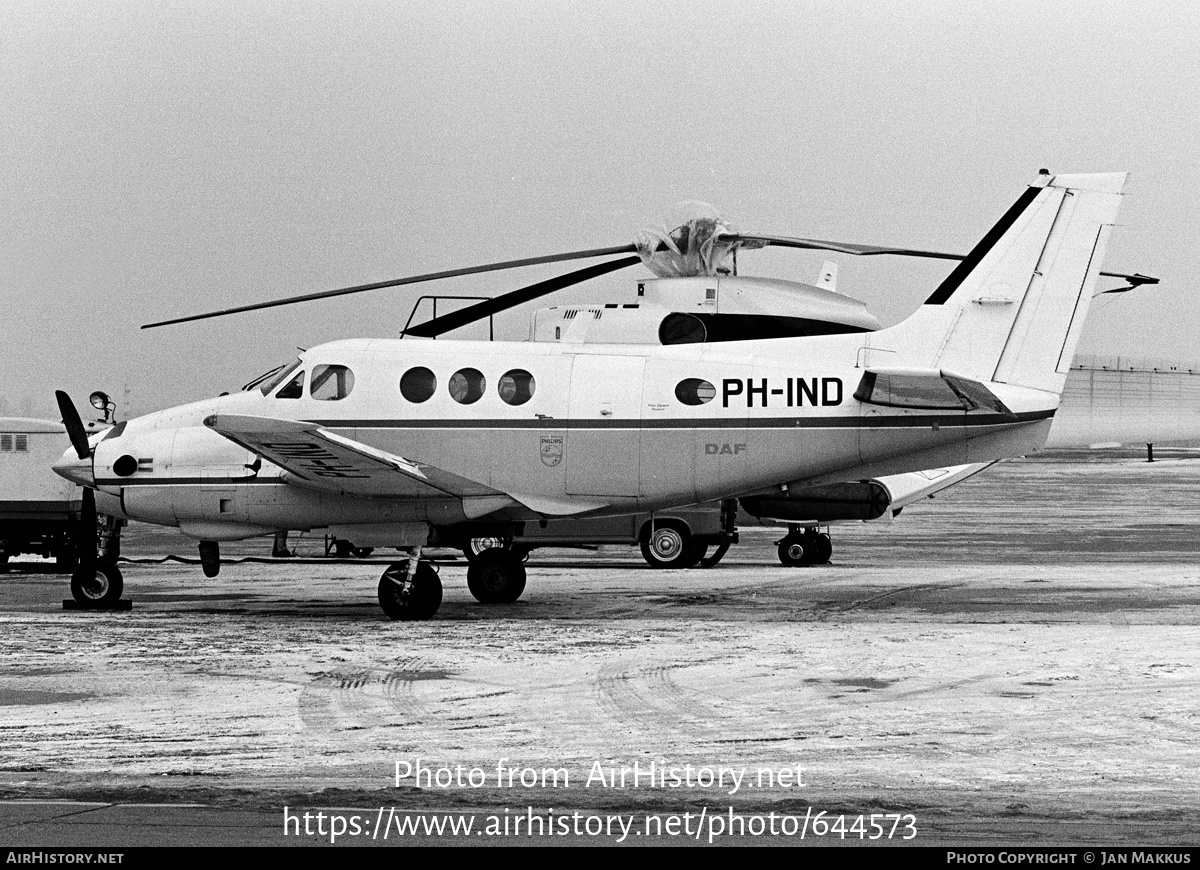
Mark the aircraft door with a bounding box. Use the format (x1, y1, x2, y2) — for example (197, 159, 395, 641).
(566, 355, 646, 496)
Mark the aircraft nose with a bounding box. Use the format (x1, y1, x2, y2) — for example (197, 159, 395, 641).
(52, 447, 95, 487)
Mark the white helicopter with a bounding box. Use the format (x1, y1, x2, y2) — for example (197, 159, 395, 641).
(54, 170, 1134, 620)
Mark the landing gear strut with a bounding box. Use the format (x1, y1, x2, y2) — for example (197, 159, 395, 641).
(776, 526, 832, 567)
(378, 549, 442, 620)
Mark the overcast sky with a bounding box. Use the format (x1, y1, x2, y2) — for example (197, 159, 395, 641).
(2, 0, 1196, 420)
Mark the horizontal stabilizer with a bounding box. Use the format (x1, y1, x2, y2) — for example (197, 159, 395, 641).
(853, 368, 1015, 417)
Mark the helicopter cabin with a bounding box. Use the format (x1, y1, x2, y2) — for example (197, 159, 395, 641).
(527, 275, 881, 345)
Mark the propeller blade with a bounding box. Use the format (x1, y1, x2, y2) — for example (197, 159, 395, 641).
(55, 391, 91, 460)
(404, 255, 642, 338)
(141, 244, 639, 329)
(78, 486, 97, 571)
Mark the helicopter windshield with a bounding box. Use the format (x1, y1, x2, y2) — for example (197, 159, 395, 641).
(243, 358, 302, 394)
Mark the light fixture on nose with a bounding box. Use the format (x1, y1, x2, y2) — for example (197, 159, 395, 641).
(89, 391, 116, 424)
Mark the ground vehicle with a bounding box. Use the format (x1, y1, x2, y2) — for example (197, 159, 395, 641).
(467, 499, 738, 569)
(0, 418, 86, 570)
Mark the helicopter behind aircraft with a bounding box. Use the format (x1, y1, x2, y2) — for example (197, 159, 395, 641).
(55, 171, 1133, 620)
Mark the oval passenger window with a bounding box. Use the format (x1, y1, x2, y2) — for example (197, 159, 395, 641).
(675, 378, 716, 406)
(449, 368, 486, 404)
(400, 367, 437, 403)
(498, 369, 536, 405)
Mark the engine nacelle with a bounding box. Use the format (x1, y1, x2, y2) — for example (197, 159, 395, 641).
(740, 480, 892, 523)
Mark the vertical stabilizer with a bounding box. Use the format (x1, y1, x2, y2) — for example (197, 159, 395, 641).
(867, 172, 1127, 396)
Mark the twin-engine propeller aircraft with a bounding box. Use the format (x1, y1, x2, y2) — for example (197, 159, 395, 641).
(55, 171, 1134, 620)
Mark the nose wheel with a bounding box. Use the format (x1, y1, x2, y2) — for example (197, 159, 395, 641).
(378, 558, 443, 620)
(70, 561, 124, 607)
(777, 528, 832, 567)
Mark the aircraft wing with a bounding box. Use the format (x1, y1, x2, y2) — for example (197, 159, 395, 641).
(203, 413, 502, 501)
(203, 413, 610, 518)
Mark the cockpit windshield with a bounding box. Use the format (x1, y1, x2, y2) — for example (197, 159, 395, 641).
(242, 358, 303, 395)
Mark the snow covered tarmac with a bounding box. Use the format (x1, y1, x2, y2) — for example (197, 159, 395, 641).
(2, 452, 1198, 846)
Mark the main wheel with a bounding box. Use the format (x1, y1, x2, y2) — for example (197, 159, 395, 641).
(467, 549, 527, 604)
(378, 561, 443, 621)
(640, 522, 694, 569)
(811, 532, 833, 565)
(777, 534, 811, 567)
(70, 562, 124, 607)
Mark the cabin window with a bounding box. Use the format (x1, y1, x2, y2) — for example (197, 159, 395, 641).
(449, 368, 486, 404)
(661, 312, 872, 345)
(675, 378, 716, 406)
(498, 369, 535, 406)
(659, 313, 707, 345)
(0, 434, 26, 452)
(275, 371, 306, 399)
(311, 365, 355, 401)
(400, 367, 437, 403)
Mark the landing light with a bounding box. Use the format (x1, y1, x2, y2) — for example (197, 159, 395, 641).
(89, 391, 116, 424)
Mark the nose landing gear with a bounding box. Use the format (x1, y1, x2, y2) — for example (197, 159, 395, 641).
(69, 561, 124, 607)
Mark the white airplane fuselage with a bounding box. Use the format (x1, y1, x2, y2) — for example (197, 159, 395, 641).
(80, 333, 1055, 543)
(57, 172, 1127, 561)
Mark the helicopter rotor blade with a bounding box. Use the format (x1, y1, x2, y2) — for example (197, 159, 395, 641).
(404, 255, 642, 338)
(729, 233, 1157, 291)
(55, 391, 91, 460)
(140, 244, 639, 329)
(729, 232, 965, 261)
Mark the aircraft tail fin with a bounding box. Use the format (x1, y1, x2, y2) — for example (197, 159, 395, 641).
(867, 172, 1127, 396)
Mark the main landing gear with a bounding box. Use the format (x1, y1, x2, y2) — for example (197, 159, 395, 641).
(466, 548, 527, 604)
(776, 526, 832, 568)
(378, 549, 443, 621)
